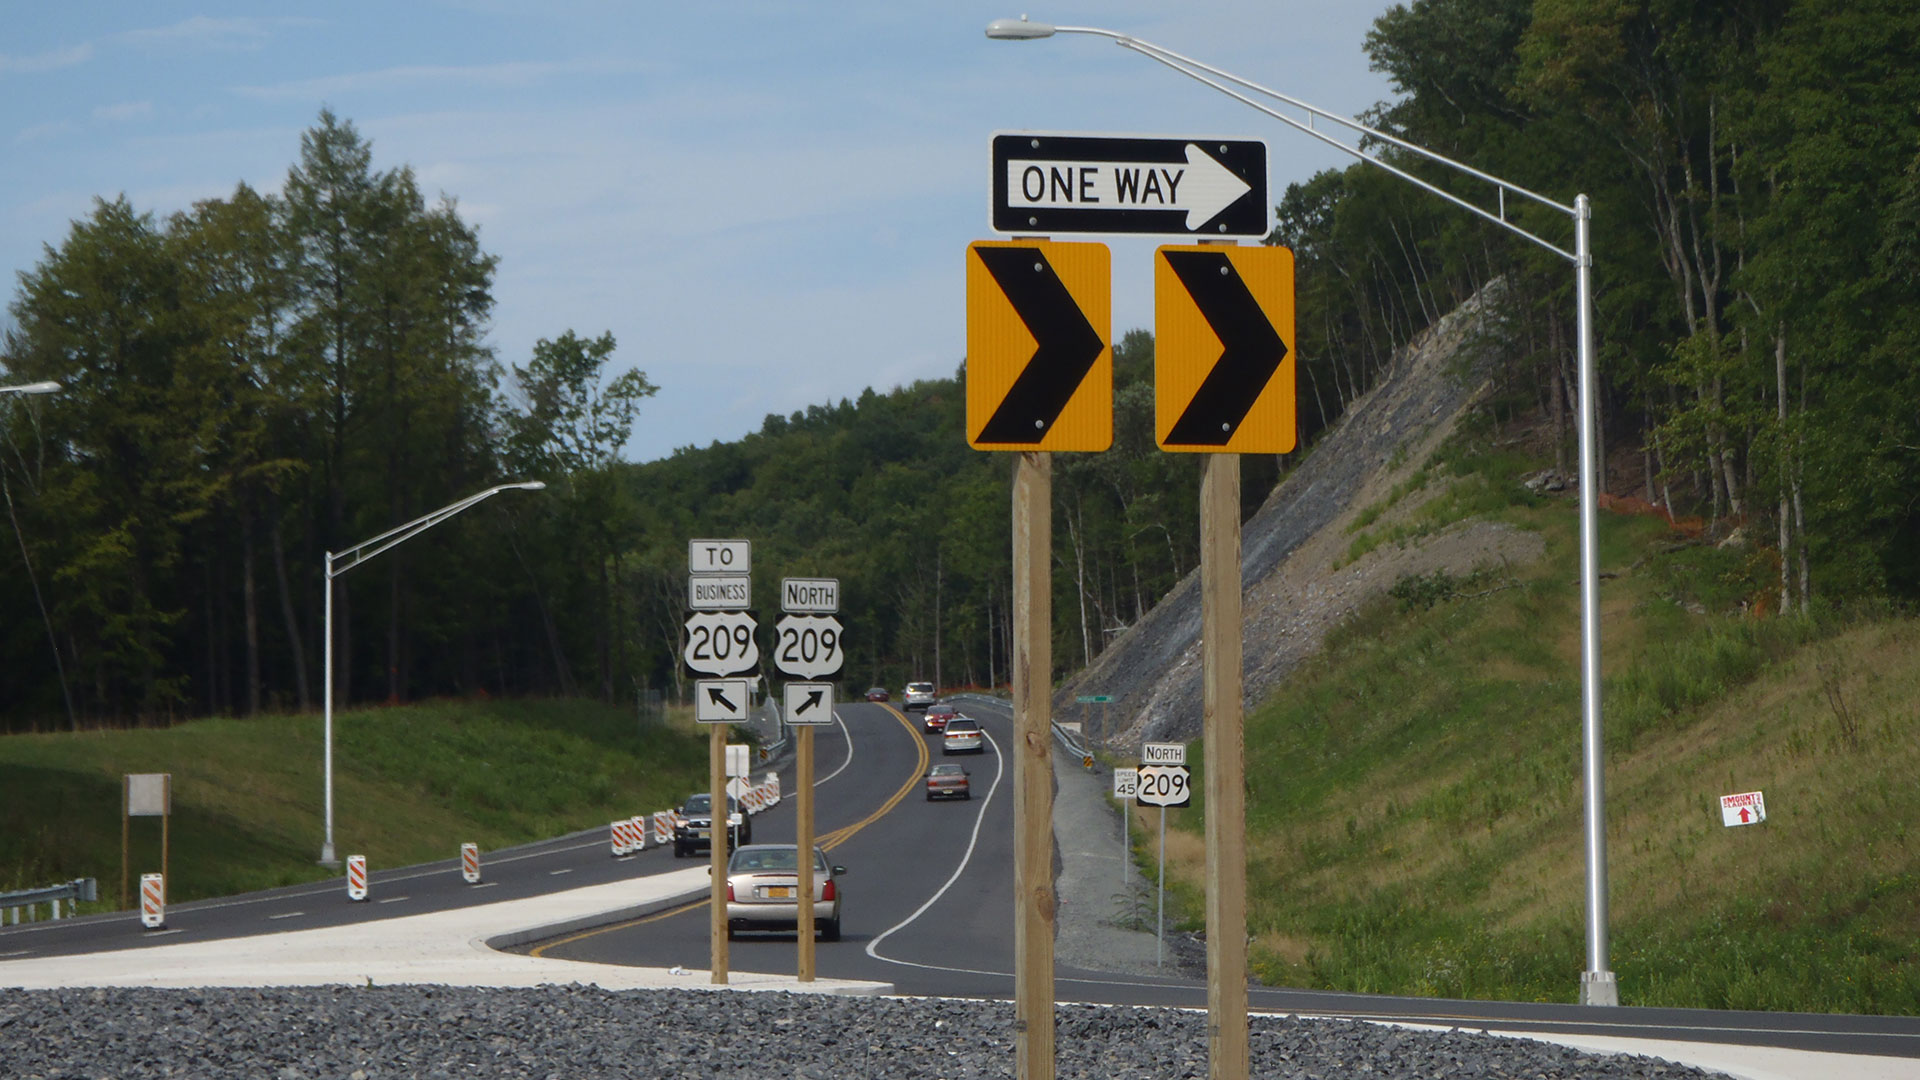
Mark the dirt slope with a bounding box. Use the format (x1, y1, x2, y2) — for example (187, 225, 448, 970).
(1060, 283, 1545, 748)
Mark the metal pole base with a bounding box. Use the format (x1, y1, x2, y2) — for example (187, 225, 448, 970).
(318, 843, 338, 869)
(1580, 969, 1619, 1006)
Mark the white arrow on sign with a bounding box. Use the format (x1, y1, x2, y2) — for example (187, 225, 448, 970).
(694, 678, 749, 724)
(783, 681, 835, 726)
(1004, 143, 1251, 231)
(773, 613, 844, 679)
(683, 611, 759, 676)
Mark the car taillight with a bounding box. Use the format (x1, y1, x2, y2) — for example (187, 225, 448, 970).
(727, 882, 735, 901)
(821, 879, 836, 902)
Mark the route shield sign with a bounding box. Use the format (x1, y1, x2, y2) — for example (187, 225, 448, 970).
(1136, 763, 1192, 807)
(1155, 244, 1295, 453)
(991, 133, 1270, 237)
(682, 610, 759, 676)
(966, 239, 1111, 451)
(783, 681, 835, 726)
(773, 614, 844, 679)
(694, 678, 750, 724)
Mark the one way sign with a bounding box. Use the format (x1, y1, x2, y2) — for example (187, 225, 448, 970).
(992, 133, 1270, 237)
(1155, 244, 1295, 453)
(966, 239, 1111, 451)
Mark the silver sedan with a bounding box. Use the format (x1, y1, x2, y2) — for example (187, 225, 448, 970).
(724, 844, 845, 941)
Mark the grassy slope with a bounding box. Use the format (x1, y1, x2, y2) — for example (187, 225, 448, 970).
(1148, 445, 1920, 1014)
(0, 698, 713, 910)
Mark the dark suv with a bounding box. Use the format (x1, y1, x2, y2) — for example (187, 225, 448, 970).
(673, 793, 750, 857)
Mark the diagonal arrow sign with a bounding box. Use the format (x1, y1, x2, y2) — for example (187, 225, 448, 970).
(972, 246, 1105, 445)
(795, 688, 825, 716)
(705, 685, 738, 714)
(1161, 250, 1288, 447)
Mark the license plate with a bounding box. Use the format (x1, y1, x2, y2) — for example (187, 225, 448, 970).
(766, 886, 795, 899)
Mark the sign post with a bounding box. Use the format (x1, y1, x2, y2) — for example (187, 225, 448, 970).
(122, 773, 170, 911)
(1112, 767, 1138, 896)
(777, 576, 842, 985)
(687, 538, 753, 986)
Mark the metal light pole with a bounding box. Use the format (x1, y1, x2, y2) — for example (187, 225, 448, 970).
(0, 380, 77, 730)
(986, 17, 1617, 1006)
(320, 480, 545, 865)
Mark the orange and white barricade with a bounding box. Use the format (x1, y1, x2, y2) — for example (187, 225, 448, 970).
(461, 842, 481, 883)
(628, 816, 646, 852)
(765, 772, 780, 802)
(139, 873, 165, 929)
(609, 819, 631, 856)
(652, 811, 674, 846)
(346, 854, 368, 901)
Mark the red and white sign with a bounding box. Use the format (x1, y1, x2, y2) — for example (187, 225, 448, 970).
(346, 854, 368, 901)
(1720, 790, 1767, 827)
(652, 811, 675, 846)
(461, 842, 481, 883)
(139, 873, 165, 929)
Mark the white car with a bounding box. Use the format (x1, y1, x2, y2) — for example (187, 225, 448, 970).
(904, 681, 937, 711)
(724, 844, 844, 941)
(941, 717, 984, 754)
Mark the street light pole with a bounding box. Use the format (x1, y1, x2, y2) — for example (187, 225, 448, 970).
(0, 380, 77, 731)
(319, 480, 545, 865)
(986, 17, 1617, 1006)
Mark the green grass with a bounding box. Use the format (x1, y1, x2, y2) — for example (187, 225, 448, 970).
(1153, 444, 1920, 1012)
(0, 698, 715, 912)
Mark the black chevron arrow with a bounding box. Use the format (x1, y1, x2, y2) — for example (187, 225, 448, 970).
(1162, 250, 1287, 447)
(706, 685, 738, 714)
(973, 246, 1104, 445)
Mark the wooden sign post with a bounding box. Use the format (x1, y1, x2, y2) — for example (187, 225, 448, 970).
(1013, 450, 1055, 1080)
(710, 723, 728, 984)
(1200, 454, 1248, 1080)
(797, 723, 816, 981)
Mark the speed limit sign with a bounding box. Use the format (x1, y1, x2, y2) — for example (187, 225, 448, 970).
(1112, 767, 1138, 800)
(683, 611, 760, 676)
(1135, 764, 1191, 807)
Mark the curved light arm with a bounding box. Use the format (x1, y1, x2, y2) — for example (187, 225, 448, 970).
(989, 21, 1576, 262)
(327, 481, 545, 579)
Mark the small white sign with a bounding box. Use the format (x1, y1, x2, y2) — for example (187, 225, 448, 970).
(1136, 763, 1191, 807)
(1720, 790, 1766, 828)
(726, 743, 750, 779)
(783, 681, 836, 726)
(126, 773, 170, 817)
(688, 574, 751, 611)
(1112, 767, 1139, 800)
(695, 678, 750, 724)
(688, 538, 751, 575)
(781, 577, 840, 614)
(773, 614, 845, 678)
(1141, 742, 1186, 766)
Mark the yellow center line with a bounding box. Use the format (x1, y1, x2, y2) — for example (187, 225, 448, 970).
(529, 703, 928, 959)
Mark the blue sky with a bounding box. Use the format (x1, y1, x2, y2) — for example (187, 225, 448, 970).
(1, 3, 1399, 462)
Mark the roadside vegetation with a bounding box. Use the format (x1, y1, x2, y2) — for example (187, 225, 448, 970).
(0, 698, 713, 912)
(1142, 436, 1919, 1014)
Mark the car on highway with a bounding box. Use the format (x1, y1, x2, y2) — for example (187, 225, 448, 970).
(942, 716, 984, 754)
(673, 793, 750, 857)
(925, 763, 971, 800)
(922, 701, 957, 732)
(903, 681, 936, 711)
(724, 844, 844, 941)
(865, 686, 889, 702)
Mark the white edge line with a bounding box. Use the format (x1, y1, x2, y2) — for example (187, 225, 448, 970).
(864, 726, 1006, 969)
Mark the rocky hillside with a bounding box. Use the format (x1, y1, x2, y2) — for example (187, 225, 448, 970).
(1061, 282, 1545, 748)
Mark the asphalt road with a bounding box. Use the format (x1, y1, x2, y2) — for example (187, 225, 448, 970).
(7, 698, 1919, 1063)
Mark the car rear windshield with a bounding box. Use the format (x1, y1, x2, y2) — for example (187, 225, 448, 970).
(729, 847, 827, 873)
(908, 683, 933, 693)
(946, 720, 978, 731)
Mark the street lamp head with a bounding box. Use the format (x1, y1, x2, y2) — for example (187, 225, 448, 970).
(0, 381, 61, 396)
(510, 480, 546, 491)
(986, 15, 1055, 40)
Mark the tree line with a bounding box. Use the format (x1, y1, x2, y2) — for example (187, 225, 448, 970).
(6, 0, 1917, 728)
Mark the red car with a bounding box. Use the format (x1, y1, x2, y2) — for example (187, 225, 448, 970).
(865, 687, 889, 702)
(923, 702, 957, 732)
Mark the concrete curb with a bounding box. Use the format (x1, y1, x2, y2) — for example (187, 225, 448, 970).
(481, 885, 710, 951)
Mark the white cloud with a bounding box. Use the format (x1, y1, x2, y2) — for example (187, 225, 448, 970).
(0, 43, 93, 74)
(119, 16, 317, 52)
(93, 101, 154, 124)
(232, 58, 647, 102)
